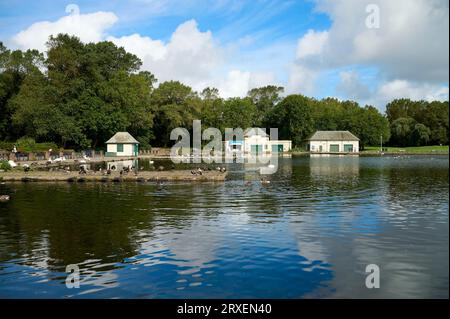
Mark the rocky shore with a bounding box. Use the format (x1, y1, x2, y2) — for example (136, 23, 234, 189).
(0, 170, 227, 183)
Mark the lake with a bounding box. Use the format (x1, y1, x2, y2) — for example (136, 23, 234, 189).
(0, 155, 448, 298)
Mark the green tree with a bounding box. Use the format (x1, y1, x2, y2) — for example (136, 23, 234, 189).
(268, 94, 314, 147)
(248, 85, 284, 126)
(151, 81, 201, 146)
(221, 97, 257, 131)
(200, 87, 224, 129)
(390, 117, 416, 146)
(411, 123, 431, 146)
(9, 34, 155, 150)
(0, 43, 44, 140)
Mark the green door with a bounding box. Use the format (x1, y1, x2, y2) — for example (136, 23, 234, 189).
(271, 144, 283, 153)
(344, 144, 353, 152)
(251, 145, 262, 155)
(329, 144, 339, 152)
(134, 143, 139, 156)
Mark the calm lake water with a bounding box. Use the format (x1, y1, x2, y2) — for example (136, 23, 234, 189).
(0, 155, 448, 298)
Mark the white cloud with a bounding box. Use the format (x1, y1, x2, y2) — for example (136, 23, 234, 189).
(109, 20, 224, 92)
(213, 70, 277, 98)
(12, 10, 118, 52)
(216, 70, 251, 98)
(108, 34, 167, 61)
(296, 29, 328, 59)
(286, 64, 318, 95)
(376, 80, 449, 104)
(313, 0, 449, 82)
(11, 10, 276, 98)
(336, 71, 371, 101)
(109, 20, 281, 97)
(288, 0, 449, 108)
(10, 1, 448, 107)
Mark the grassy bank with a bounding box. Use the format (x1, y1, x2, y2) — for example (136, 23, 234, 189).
(362, 145, 449, 154)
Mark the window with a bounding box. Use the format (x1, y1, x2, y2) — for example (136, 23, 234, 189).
(329, 144, 339, 152)
(117, 144, 124, 152)
(344, 144, 353, 152)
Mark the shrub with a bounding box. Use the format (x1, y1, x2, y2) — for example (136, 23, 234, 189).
(0, 160, 11, 171)
(0, 141, 14, 151)
(16, 137, 58, 153)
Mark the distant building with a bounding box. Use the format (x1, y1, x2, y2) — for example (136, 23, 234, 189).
(105, 132, 139, 157)
(224, 128, 292, 156)
(307, 131, 359, 153)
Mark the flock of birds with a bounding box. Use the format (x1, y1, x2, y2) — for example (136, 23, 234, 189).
(190, 166, 227, 175)
(0, 160, 273, 203)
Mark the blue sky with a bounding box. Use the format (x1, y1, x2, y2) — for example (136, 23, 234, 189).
(0, 0, 448, 110)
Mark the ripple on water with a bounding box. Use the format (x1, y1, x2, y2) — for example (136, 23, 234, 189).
(0, 156, 448, 298)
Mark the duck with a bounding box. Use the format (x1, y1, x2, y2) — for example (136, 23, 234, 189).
(260, 178, 271, 185)
(0, 195, 10, 202)
(8, 160, 17, 168)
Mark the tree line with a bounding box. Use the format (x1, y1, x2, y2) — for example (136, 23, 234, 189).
(0, 34, 448, 151)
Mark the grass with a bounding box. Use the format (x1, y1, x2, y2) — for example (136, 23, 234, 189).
(363, 145, 449, 153)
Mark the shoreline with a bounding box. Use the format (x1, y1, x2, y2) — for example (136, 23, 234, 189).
(0, 170, 227, 183)
(290, 151, 449, 156)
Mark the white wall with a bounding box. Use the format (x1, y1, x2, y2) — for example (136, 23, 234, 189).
(244, 135, 270, 154)
(107, 143, 135, 156)
(309, 140, 359, 153)
(270, 140, 292, 152)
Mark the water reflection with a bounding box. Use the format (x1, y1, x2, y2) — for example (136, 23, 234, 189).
(0, 156, 448, 298)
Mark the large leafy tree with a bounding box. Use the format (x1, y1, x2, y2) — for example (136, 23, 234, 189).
(247, 85, 284, 126)
(386, 98, 448, 146)
(390, 117, 416, 146)
(151, 81, 201, 146)
(200, 87, 224, 129)
(0, 35, 447, 151)
(268, 94, 314, 146)
(220, 97, 257, 131)
(9, 34, 155, 150)
(0, 43, 44, 140)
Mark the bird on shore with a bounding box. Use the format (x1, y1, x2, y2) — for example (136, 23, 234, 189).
(23, 164, 31, 172)
(0, 195, 10, 202)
